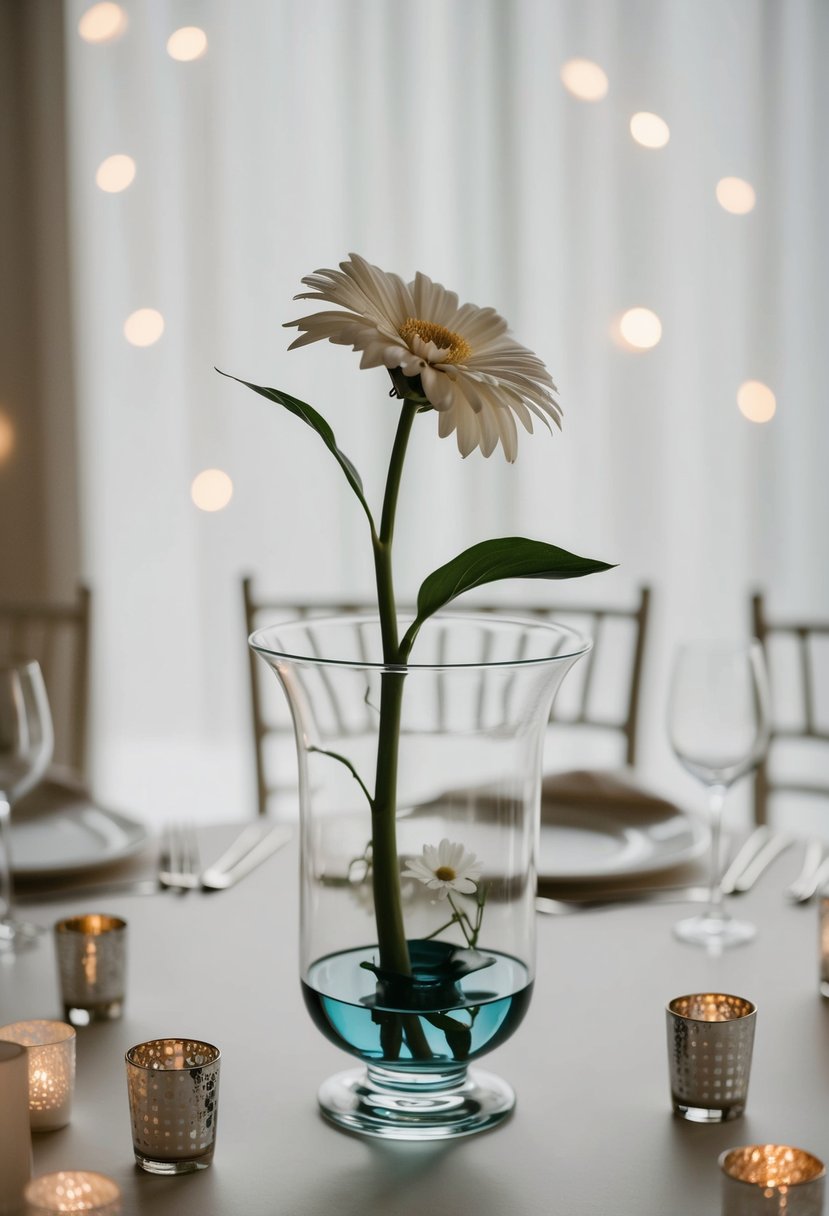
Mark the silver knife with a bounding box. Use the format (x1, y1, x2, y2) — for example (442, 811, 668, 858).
(729, 833, 793, 892)
(785, 839, 825, 902)
(789, 852, 829, 904)
(201, 824, 292, 889)
(198, 820, 282, 882)
(719, 826, 771, 895)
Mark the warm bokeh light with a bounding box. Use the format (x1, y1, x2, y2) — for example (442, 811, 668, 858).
(0, 411, 15, 464)
(560, 58, 609, 102)
(123, 309, 165, 347)
(737, 380, 776, 423)
(78, 3, 128, 44)
(716, 177, 756, 215)
(95, 154, 136, 193)
(166, 27, 208, 61)
(629, 111, 670, 149)
(618, 307, 662, 351)
(191, 469, 233, 512)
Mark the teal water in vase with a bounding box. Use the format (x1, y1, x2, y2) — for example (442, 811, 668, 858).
(302, 942, 532, 1066)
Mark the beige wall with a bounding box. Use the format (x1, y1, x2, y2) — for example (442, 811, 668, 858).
(0, 0, 79, 602)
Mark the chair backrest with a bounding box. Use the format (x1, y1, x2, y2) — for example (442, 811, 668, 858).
(242, 577, 651, 817)
(751, 592, 829, 828)
(0, 584, 91, 781)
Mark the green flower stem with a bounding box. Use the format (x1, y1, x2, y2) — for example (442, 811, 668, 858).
(369, 397, 432, 1059)
(370, 671, 410, 976)
(369, 398, 419, 979)
(373, 400, 419, 659)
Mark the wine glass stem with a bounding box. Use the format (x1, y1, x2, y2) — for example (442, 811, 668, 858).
(0, 795, 13, 923)
(706, 784, 727, 919)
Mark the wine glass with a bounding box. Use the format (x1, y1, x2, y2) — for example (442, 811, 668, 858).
(667, 640, 770, 950)
(0, 660, 54, 950)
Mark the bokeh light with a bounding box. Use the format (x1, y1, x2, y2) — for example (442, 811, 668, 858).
(617, 307, 663, 351)
(0, 412, 15, 464)
(629, 112, 670, 149)
(737, 380, 776, 423)
(166, 27, 208, 61)
(78, 3, 128, 44)
(560, 58, 609, 102)
(716, 177, 756, 215)
(95, 154, 136, 193)
(124, 309, 164, 347)
(191, 469, 233, 512)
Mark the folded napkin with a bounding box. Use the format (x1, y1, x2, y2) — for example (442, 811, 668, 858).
(540, 768, 682, 820)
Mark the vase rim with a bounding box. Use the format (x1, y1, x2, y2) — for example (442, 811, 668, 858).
(249, 610, 592, 671)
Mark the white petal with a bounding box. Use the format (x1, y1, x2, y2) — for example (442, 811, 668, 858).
(398, 350, 428, 378)
(423, 843, 440, 869)
(401, 858, 435, 885)
(436, 839, 454, 864)
(444, 841, 464, 868)
(454, 402, 483, 458)
(452, 303, 509, 346)
(420, 364, 455, 411)
(411, 272, 460, 327)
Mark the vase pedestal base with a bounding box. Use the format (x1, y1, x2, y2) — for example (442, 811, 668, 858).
(318, 1062, 515, 1141)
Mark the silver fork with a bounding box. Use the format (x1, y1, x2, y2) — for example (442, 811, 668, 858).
(158, 823, 202, 892)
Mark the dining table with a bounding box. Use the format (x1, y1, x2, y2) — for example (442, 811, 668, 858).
(2, 821, 828, 1215)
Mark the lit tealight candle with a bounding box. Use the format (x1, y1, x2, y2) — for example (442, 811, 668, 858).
(54, 914, 128, 1025)
(0, 1020, 76, 1131)
(720, 1145, 825, 1214)
(24, 1171, 121, 1215)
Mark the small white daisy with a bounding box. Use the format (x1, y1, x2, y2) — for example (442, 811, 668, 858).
(402, 839, 483, 900)
(285, 253, 561, 463)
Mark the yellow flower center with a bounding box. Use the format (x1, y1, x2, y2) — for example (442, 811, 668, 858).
(399, 318, 471, 364)
(434, 865, 457, 882)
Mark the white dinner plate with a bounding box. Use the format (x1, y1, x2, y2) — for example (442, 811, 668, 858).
(538, 801, 709, 883)
(10, 781, 149, 879)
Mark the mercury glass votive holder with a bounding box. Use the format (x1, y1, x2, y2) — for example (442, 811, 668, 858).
(666, 993, 757, 1123)
(23, 1171, 121, 1216)
(720, 1145, 826, 1215)
(125, 1038, 221, 1174)
(0, 1041, 32, 1216)
(54, 914, 127, 1026)
(0, 1020, 76, 1132)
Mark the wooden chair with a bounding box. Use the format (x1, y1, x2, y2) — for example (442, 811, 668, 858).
(751, 592, 829, 828)
(242, 577, 651, 818)
(0, 584, 91, 782)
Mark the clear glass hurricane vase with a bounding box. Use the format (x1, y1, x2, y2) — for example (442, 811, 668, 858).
(251, 613, 589, 1140)
(0, 660, 54, 950)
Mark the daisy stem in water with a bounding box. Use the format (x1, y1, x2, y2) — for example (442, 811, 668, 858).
(370, 400, 419, 980)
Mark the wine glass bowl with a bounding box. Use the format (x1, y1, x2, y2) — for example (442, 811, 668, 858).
(0, 660, 55, 949)
(668, 640, 770, 950)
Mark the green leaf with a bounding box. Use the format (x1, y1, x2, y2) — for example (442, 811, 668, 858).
(216, 371, 373, 526)
(406, 537, 615, 648)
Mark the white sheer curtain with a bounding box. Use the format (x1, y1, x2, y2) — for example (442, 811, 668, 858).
(63, 0, 829, 824)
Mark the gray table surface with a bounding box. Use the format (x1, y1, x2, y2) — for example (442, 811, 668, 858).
(2, 826, 828, 1215)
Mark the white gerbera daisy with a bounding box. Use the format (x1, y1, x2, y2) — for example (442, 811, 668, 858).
(285, 253, 561, 463)
(401, 839, 483, 900)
